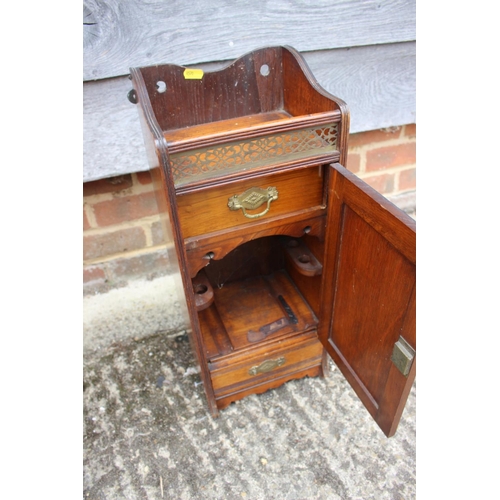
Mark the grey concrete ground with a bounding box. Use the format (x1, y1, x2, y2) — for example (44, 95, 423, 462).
(83, 275, 416, 500)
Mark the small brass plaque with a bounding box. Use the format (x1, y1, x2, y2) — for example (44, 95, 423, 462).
(391, 336, 415, 377)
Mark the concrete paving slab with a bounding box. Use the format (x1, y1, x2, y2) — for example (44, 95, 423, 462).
(83, 276, 416, 499)
(83, 275, 189, 353)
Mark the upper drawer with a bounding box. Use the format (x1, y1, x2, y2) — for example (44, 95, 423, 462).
(177, 166, 325, 239)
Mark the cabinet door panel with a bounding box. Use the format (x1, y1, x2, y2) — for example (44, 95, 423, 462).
(320, 163, 416, 437)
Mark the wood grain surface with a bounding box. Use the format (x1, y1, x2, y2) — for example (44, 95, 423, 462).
(83, 0, 416, 81)
(176, 166, 325, 238)
(319, 163, 416, 437)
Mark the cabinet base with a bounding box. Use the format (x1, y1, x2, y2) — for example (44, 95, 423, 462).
(196, 269, 325, 411)
(214, 363, 324, 411)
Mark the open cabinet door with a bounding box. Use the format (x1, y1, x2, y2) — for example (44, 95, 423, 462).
(320, 163, 416, 437)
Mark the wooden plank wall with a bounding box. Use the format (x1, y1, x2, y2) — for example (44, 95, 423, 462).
(83, 0, 416, 182)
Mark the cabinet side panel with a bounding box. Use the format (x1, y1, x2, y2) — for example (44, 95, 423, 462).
(131, 67, 219, 415)
(132, 70, 191, 330)
(149, 165, 191, 329)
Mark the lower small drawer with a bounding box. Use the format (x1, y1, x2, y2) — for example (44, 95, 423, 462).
(209, 332, 323, 399)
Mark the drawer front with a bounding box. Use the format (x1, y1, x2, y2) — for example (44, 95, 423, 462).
(210, 334, 323, 397)
(177, 166, 324, 238)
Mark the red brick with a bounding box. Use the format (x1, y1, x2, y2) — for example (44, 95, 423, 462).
(83, 208, 91, 231)
(84, 227, 147, 261)
(93, 191, 159, 227)
(108, 250, 169, 280)
(83, 174, 133, 197)
(348, 127, 402, 149)
(83, 265, 106, 283)
(366, 143, 416, 172)
(346, 153, 361, 173)
(404, 124, 416, 138)
(361, 173, 395, 195)
(136, 171, 153, 185)
(152, 220, 168, 246)
(399, 168, 416, 191)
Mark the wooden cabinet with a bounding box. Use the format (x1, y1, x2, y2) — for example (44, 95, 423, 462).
(129, 46, 415, 437)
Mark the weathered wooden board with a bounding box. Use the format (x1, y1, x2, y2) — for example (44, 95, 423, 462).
(307, 42, 416, 132)
(83, 75, 147, 182)
(83, 42, 415, 182)
(83, 0, 416, 81)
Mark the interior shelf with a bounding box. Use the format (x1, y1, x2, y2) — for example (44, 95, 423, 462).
(198, 269, 318, 362)
(164, 110, 340, 151)
(164, 111, 292, 150)
(192, 270, 214, 312)
(282, 237, 323, 276)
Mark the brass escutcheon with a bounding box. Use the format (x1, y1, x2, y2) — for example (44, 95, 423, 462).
(248, 356, 286, 376)
(228, 186, 278, 219)
(391, 336, 415, 377)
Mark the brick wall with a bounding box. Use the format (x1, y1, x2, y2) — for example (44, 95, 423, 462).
(346, 124, 416, 210)
(83, 171, 171, 295)
(83, 124, 416, 295)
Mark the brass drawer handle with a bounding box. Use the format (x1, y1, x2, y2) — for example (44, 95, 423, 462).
(228, 186, 278, 219)
(249, 356, 286, 376)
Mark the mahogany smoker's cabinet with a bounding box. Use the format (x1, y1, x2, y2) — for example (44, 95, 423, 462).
(129, 46, 416, 437)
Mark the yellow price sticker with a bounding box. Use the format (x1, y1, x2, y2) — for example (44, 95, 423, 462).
(183, 68, 204, 80)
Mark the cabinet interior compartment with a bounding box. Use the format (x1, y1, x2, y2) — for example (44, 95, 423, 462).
(193, 234, 326, 407)
(197, 236, 321, 348)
